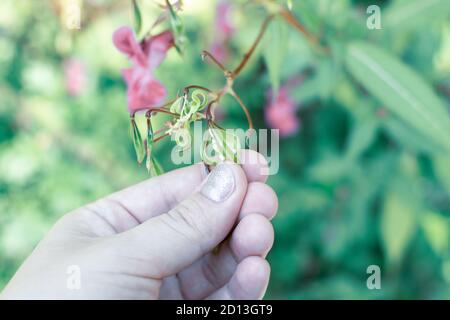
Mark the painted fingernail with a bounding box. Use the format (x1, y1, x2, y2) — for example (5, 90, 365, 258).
(201, 163, 235, 202)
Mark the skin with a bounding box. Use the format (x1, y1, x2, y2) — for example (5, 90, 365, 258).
(0, 150, 278, 300)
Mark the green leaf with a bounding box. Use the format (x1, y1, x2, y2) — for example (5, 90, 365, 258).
(421, 211, 449, 256)
(145, 117, 154, 174)
(132, 0, 142, 36)
(380, 185, 418, 266)
(263, 16, 289, 96)
(167, 0, 186, 54)
(149, 156, 164, 177)
(385, 0, 450, 31)
(433, 153, 450, 195)
(345, 116, 379, 161)
(383, 116, 443, 154)
(290, 74, 320, 104)
(345, 42, 450, 151)
(130, 118, 145, 164)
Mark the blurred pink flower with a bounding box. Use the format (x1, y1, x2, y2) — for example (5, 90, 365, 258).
(210, 42, 230, 64)
(208, 0, 235, 64)
(63, 58, 87, 97)
(265, 88, 300, 137)
(216, 0, 235, 40)
(113, 26, 174, 115)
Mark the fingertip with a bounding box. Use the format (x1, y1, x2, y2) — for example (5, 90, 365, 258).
(231, 214, 274, 259)
(231, 256, 271, 300)
(239, 150, 269, 183)
(240, 182, 278, 220)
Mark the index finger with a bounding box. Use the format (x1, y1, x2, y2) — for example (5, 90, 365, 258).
(105, 150, 269, 223)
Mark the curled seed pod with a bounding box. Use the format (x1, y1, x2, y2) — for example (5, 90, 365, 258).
(173, 127, 192, 151)
(130, 116, 145, 165)
(146, 115, 164, 176)
(169, 96, 184, 114)
(189, 90, 208, 113)
(201, 127, 241, 165)
(146, 116, 154, 174)
(167, 89, 209, 137)
(166, 0, 186, 54)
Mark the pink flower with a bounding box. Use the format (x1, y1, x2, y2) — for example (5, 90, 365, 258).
(265, 88, 300, 137)
(210, 41, 230, 64)
(113, 26, 174, 114)
(208, 0, 235, 64)
(215, 0, 235, 40)
(63, 58, 87, 97)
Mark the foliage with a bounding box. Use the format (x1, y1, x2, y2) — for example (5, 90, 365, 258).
(0, 0, 450, 299)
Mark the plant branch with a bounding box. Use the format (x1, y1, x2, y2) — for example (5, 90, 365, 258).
(201, 50, 227, 73)
(228, 89, 254, 130)
(184, 84, 213, 93)
(232, 15, 273, 78)
(153, 132, 170, 143)
(279, 8, 329, 53)
(147, 108, 180, 118)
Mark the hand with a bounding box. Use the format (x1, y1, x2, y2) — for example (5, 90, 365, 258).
(1, 151, 278, 300)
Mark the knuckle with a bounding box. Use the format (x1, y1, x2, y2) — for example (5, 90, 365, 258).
(163, 196, 212, 243)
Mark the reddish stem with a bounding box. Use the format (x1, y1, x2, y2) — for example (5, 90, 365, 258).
(228, 89, 254, 130)
(201, 50, 227, 73)
(232, 15, 273, 78)
(153, 132, 170, 143)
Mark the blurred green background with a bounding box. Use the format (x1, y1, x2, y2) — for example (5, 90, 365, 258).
(1, 0, 450, 299)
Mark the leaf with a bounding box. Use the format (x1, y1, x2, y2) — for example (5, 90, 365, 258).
(345, 116, 379, 161)
(384, 0, 450, 31)
(433, 153, 450, 195)
(132, 0, 142, 36)
(383, 116, 442, 154)
(149, 156, 164, 177)
(308, 155, 350, 184)
(345, 42, 450, 151)
(421, 211, 449, 256)
(316, 58, 336, 100)
(145, 117, 154, 174)
(380, 179, 418, 266)
(167, 0, 186, 54)
(290, 74, 320, 104)
(130, 118, 145, 164)
(263, 16, 289, 96)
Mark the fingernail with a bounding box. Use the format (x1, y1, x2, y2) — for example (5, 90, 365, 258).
(201, 163, 235, 202)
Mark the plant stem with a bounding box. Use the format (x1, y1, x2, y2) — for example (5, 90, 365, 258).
(228, 89, 254, 130)
(279, 8, 329, 53)
(150, 107, 180, 118)
(184, 84, 212, 93)
(153, 132, 170, 143)
(201, 50, 227, 73)
(232, 15, 273, 78)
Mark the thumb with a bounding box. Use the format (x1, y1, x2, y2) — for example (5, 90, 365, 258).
(115, 162, 248, 277)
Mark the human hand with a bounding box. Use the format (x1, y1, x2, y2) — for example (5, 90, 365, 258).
(1, 151, 278, 300)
